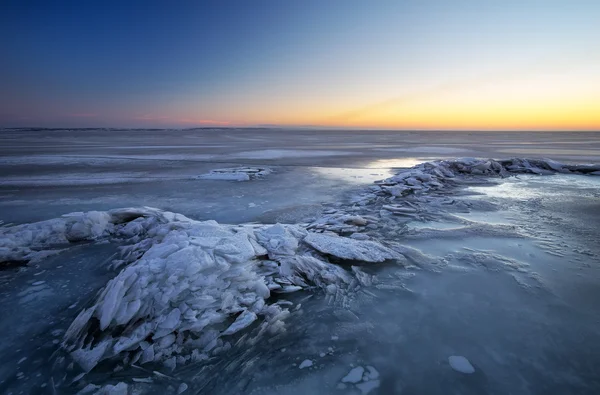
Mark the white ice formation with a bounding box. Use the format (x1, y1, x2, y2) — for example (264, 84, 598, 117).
(59, 209, 396, 372)
(196, 167, 272, 181)
(375, 158, 600, 198)
(0, 206, 398, 372)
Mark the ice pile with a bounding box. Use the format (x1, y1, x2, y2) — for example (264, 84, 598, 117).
(196, 167, 272, 181)
(0, 207, 402, 373)
(0, 207, 181, 265)
(376, 158, 600, 197)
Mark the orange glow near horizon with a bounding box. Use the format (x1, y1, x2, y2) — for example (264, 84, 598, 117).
(216, 71, 600, 131)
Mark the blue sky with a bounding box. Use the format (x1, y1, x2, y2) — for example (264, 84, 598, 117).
(1, 0, 599, 129)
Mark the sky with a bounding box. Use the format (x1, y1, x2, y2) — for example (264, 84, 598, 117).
(1, 0, 599, 130)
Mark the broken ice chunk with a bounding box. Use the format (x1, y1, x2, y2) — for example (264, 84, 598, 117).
(304, 233, 398, 262)
(222, 310, 258, 336)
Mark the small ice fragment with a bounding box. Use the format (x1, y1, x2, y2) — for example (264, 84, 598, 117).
(341, 366, 365, 383)
(356, 379, 381, 394)
(331, 335, 339, 341)
(336, 383, 347, 390)
(32, 281, 45, 286)
(319, 352, 326, 357)
(449, 355, 475, 374)
(248, 203, 256, 208)
(299, 359, 313, 369)
(68, 303, 77, 309)
(18, 357, 27, 364)
(178, 383, 188, 394)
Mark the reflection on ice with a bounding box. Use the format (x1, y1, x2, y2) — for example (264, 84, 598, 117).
(310, 167, 392, 183)
(366, 158, 426, 169)
(310, 158, 427, 184)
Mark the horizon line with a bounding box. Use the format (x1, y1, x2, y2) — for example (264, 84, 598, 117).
(1, 126, 600, 133)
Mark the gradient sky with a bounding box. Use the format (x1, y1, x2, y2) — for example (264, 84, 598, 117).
(1, 0, 599, 130)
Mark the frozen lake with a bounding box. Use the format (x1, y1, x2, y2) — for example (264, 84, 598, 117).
(1, 129, 600, 394)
